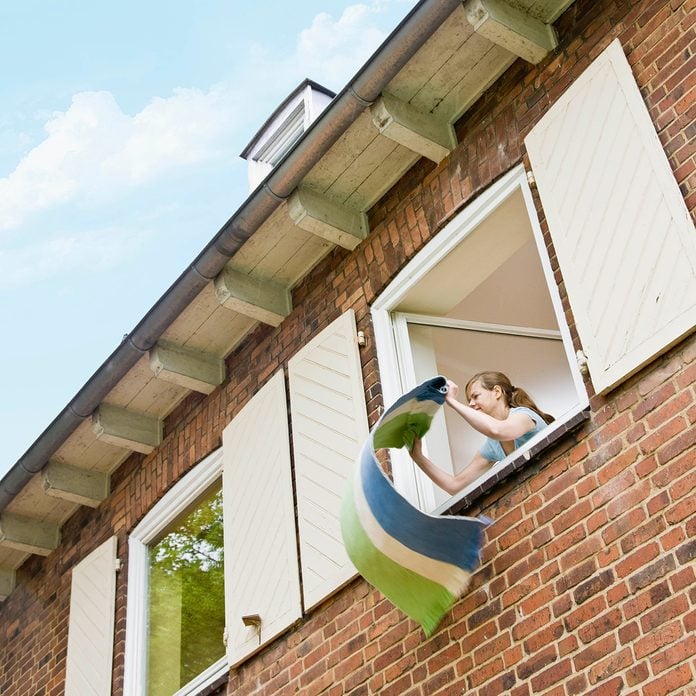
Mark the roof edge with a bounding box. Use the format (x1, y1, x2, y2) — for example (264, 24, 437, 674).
(0, 0, 461, 511)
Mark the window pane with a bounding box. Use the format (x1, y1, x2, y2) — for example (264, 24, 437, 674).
(147, 483, 225, 695)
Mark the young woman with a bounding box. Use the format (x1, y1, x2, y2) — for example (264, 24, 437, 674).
(410, 371, 554, 495)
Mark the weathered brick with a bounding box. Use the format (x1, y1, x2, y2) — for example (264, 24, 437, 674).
(628, 554, 677, 593)
(573, 570, 614, 605)
(529, 658, 571, 692)
(640, 663, 694, 696)
(635, 620, 684, 660)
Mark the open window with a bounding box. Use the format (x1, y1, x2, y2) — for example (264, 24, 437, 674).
(372, 165, 588, 512)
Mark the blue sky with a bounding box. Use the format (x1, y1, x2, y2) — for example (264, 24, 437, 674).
(0, 0, 415, 477)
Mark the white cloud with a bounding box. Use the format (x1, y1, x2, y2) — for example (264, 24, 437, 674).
(0, 86, 238, 231)
(0, 1, 409, 233)
(295, 3, 392, 87)
(0, 224, 149, 287)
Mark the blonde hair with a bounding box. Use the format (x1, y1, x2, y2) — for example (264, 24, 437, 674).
(465, 371, 554, 425)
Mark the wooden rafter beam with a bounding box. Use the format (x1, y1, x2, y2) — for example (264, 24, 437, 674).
(0, 514, 60, 556)
(42, 461, 110, 508)
(0, 568, 15, 599)
(464, 0, 557, 65)
(214, 267, 292, 327)
(287, 187, 368, 250)
(150, 342, 226, 395)
(92, 404, 162, 455)
(371, 92, 457, 163)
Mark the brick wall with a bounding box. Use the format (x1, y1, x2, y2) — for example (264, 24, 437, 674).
(0, 0, 694, 694)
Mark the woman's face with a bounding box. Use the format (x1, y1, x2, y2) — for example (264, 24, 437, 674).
(466, 380, 500, 415)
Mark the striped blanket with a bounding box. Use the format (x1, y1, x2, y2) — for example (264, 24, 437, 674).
(341, 376, 489, 636)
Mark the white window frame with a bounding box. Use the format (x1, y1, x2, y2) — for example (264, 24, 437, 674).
(371, 164, 589, 511)
(123, 449, 226, 696)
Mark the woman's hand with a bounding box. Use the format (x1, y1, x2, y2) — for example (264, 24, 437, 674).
(410, 435, 423, 457)
(445, 379, 460, 404)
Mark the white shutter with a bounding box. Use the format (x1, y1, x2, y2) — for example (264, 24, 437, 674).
(525, 39, 696, 394)
(65, 536, 118, 696)
(222, 370, 301, 667)
(288, 310, 368, 609)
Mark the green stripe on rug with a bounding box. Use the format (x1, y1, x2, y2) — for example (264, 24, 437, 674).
(341, 482, 455, 636)
(373, 412, 434, 451)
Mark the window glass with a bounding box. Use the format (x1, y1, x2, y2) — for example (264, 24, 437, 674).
(147, 483, 225, 695)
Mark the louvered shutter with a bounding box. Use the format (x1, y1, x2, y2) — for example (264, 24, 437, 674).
(222, 370, 301, 666)
(525, 39, 696, 394)
(65, 536, 118, 696)
(288, 310, 368, 609)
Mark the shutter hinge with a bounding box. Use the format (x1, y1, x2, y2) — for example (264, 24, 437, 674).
(222, 626, 228, 647)
(576, 349, 590, 376)
(357, 330, 367, 347)
(526, 170, 536, 187)
(115, 558, 122, 572)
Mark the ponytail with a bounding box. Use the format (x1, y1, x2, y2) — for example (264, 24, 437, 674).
(509, 385, 555, 425)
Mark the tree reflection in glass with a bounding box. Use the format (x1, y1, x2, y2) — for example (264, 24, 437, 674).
(147, 482, 225, 695)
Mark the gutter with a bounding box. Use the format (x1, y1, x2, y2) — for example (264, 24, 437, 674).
(0, 0, 461, 510)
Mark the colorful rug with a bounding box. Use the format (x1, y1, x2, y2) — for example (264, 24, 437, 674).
(340, 376, 489, 636)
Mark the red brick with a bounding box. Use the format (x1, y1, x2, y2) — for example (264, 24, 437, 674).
(588, 647, 632, 685)
(592, 468, 637, 507)
(473, 632, 511, 667)
(626, 582, 672, 624)
(650, 634, 696, 675)
(665, 495, 696, 524)
(641, 594, 690, 632)
(606, 480, 651, 519)
(644, 390, 691, 429)
(641, 663, 695, 696)
(616, 541, 661, 577)
(573, 569, 614, 605)
(639, 416, 687, 454)
(512, 608, 551, 641)
(602, 507, 647, 545)
(529, 658, 572, 692)
(656, 424, 696, 464)
(516, 646, 557, 680)
(577, 608, 622, 644)
(564, 596, 607, 632)
(623, 516, 668, 553)
(573, 634, 617, 671)
(634, 620, 684, 659)
(523, 621, 564, 654)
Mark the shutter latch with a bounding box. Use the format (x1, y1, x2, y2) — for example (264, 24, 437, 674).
(242, 614, 262, 645)
(576, 350, 589, 376)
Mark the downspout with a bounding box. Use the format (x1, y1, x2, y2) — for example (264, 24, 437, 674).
(0, 0, 461, 510)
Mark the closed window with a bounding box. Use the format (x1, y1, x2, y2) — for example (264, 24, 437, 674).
(124, 338, 369, 688)
(124, 450, 227, 695)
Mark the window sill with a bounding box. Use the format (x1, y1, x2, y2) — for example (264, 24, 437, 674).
(173, 658, 228, 696)
(437, 406, 590, 516)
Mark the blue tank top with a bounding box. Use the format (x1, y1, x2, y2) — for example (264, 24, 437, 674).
(478, 407, 546, 462)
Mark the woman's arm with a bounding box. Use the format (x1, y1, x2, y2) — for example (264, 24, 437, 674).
(410, 437, 492, 495)
(445, 382, 535, 441)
